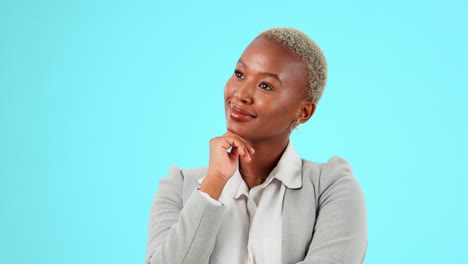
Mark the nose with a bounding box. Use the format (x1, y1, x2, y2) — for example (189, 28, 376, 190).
(233, 81, 254, 105)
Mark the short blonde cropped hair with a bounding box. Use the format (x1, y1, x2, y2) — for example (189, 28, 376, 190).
(259, 27, 328, 103)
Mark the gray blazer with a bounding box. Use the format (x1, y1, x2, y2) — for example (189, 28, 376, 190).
(146, 156, 367, 264)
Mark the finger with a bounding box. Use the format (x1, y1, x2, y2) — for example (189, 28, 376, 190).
(231, 145, 250, 162)
(230, 146, 239, 156)
(234, 137, 254, 155)
(243, 151, 252, 162)
(233, 141, 250, 158)
(247, 146, 255, 154)
(223, 132, 255, 154)
(218, 137, 241, 152)
(230, 146, 242, 160)
(224, 138, 245, 156)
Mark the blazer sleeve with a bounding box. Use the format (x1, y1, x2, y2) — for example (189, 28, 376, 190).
(299, 156, 367, 264)
(145, 165, 225, 264)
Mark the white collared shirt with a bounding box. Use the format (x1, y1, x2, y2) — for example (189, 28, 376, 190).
(198, 141, 302, 264)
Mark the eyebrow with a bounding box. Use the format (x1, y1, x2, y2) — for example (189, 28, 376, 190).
(237, 59, 283, 85)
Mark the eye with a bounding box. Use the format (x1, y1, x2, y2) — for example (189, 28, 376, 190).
(234, 70, 244, 79)
(259, 82, 274, 91)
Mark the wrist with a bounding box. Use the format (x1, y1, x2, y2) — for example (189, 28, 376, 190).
(199, 172, 228, 200)
(207, 169, 230, 184)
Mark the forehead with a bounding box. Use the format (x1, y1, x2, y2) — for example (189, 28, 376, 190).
(239, 37, 307, 84)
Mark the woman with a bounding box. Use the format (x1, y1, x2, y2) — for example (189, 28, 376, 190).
(146, 27, 367, 264)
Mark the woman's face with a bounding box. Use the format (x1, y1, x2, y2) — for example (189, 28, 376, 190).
(224, 36, 313, 142)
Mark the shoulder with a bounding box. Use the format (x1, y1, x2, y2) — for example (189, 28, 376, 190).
(162, 165, 208, 202)
(320, 156, 354, 179)
(301, 156, 361, 197)
(164, 165, 208, 181)
(302, 155, 352, 172)
(180, 166, 209, 183)
(320, 156, 355, 184)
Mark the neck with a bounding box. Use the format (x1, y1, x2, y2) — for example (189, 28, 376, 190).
(239, 136, 290, 189)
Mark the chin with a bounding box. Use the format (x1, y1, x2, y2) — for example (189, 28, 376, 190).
(226, 122, 250, 138)
(226, 123, 262, 143)
(226, 122, 243, 135)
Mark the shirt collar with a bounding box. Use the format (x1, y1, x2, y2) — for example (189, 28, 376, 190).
(197, 140, 303, 193)
(269, 140, 302, 189)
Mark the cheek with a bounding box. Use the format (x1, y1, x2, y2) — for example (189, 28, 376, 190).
(259, 100, 289, 118)
(259, 99, 298, 124)
(224, 77, 235, 99)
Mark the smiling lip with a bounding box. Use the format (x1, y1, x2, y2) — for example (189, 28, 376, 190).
(229, 104, 256, 122)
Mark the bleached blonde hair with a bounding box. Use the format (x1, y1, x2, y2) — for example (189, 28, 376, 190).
(259, 27, 328, 103)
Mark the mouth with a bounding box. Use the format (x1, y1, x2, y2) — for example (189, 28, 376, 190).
(228, 104, 257, 122)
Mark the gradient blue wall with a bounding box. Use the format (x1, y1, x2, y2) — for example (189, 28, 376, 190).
(1, 0, 467, 263)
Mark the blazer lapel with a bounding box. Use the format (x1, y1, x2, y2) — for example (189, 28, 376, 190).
(282, 162, 317, 264)
(282, 185, 304, 264)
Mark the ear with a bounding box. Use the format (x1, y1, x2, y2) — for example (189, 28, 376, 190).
(297, 101, 316, 124)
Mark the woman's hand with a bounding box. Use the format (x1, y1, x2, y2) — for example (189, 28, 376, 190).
(199, 132, 255, 200)
(208, 131, 255, 181)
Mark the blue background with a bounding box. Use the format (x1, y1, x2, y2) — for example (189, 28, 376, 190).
(1, 0, 467, 263)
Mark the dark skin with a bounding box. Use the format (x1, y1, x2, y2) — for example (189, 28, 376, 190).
(199, 36, 316, 199)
